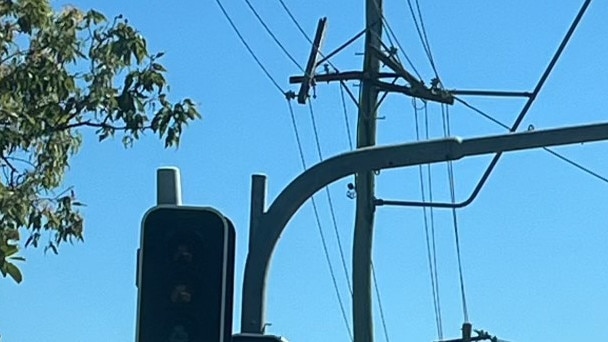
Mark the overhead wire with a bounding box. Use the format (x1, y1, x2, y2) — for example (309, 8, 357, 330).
(338, 83, 392, 342)
(340, 84, 355, 151)
(244, 0, 304, 71)
(307, 101, 354, 295)
(376, 13, 423, 80)
(372, 262, 392, 342)
(217, 2, 354, 335)
(442, 104, 470, 323)
(278, 0, 343, 74)
(455, 97, 608, 185)
(455, 97, 510, 130)
(405, 0, 439, 78)
(278, 0, 360, 110)
(215, 0, 284, 94)
(273, 4, 360, 340)
(279, 3, 394, 340)
(278, 0, 313, 45)
(383, 1, 592, 211)
(413, 99, 444, 338)
(424, 103, 443, 338)
(218, 1, 601, 339)
(288, 100, 354, 341)
(414, 0, 438, 77)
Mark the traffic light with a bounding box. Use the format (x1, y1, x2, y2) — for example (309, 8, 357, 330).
(136, 206, 235, 342)
(233, 334, 289, 342)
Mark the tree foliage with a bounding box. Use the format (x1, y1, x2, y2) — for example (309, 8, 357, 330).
(0, 0, 201, 283)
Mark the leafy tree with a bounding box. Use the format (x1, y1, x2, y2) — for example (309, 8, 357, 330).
(0, 0, 201, 283)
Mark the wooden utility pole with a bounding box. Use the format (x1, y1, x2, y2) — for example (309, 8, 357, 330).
(353, 0, 382, 341)
(240, 1, 591, 340)
(288, 3, 450, 341)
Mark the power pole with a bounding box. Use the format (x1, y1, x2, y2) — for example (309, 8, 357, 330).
(240, 0, 591, 340)
(353, 0, 382, 341)
(289, 2, 451, 340)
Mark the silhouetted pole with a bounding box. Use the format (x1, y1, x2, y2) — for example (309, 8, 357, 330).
(353, 0, 382, 341)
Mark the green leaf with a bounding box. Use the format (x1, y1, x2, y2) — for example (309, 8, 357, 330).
(151, 63, 166, 72)
(87, 9, 106, 24)
(0, 2, 201, 285)
(0, 244, 18, 257)
(6, 262, 23, 283)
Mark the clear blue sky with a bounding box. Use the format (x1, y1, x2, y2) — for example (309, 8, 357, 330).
(1, 1, 607, 341)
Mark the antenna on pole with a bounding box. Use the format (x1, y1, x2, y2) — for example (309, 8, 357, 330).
(156, 167, 183, 205)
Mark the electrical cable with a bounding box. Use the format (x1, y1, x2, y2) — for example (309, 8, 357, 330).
(278, 0, 343, 73)
(274, 5, 362, 339)
(456, 96, 608, 185)
(424, 103, 443, 338)
(278, 0, 313, 45)
(307, 101, 354, 295)
(244, 0, 304, 71)
(215, 0, 285, 94)
(371, 0, 422, 80)
(380, 0, 592, 210)
(372, 262, 392, 342)
(454, 97, 510, 130)
(405, 0, 439, 78)
(338, 85, 392, 342)
(381, 19, 423, 80)
(339, 84, 355, 151)
(442, 104, 469, 323)
(287, 100, 354, 341)
(413, 99, 444, 338)
(415, 0, 438, 77)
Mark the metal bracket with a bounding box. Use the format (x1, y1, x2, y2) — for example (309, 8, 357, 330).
(297, 17, 327, 104)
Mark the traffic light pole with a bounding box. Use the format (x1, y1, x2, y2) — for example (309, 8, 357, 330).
(137, 167, 236, 342)
(157, 167, 183, 205)
(240, 121, 608, 334)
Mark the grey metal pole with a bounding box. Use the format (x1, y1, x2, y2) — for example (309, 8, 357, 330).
(239, 121, 608, 335)
(157, 167, 182, 205)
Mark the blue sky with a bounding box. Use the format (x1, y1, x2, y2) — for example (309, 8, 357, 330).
(1, 1, 607, 341)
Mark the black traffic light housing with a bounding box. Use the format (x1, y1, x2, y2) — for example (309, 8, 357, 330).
(136, 206, 235, 342)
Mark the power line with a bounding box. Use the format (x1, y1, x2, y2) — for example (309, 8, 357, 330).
(371, 262, 391, 342)
(287, 100, 353, 341)
(339, 84, 355, 151)
(277, 0, 342, 74)
(442, 104, 469, 323)
(455, 96, 608, 185)
(278, 0, 313, 45)
(307, 101, 353, 295)
(375, 14, 423, 79)
(337, 84, 391, 342)
(413, 99, 443, 338)
(424, 102, 443, 338)
(405, 0, 439, 78)
(543, 147, 608, 183)
(215, 0, 285, 94)
(244, 0, 304, 71)
(274, 4, 356, 337)
(454, 97, 509, 130)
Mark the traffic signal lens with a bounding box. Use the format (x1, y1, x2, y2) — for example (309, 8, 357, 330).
(173, 244, 193, 263)
(170, 284, 192, 304)
(169, 324, 189, 341)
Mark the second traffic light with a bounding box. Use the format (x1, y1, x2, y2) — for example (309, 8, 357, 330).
(136, 206, 235, 342)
